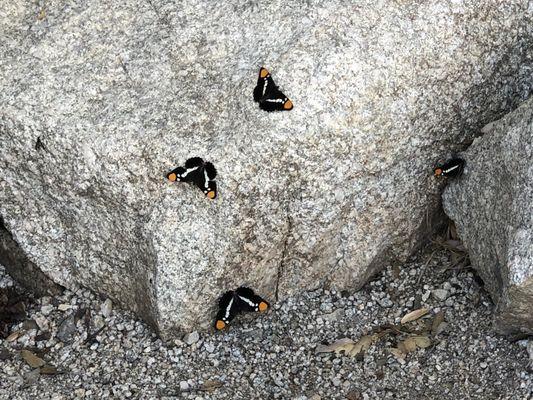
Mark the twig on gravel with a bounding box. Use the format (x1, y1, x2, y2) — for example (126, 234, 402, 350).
(416, 249, 437, 284)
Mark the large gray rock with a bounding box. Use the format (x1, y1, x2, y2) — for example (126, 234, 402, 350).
(443, 98, 533, 335)
(1, 0, 532, 338)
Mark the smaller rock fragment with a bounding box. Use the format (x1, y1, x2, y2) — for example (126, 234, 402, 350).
(432, 289, 449, 301)
(57, 315, 77, 343)
(183, 331, 199, 345)
(100, 299, 113, 318)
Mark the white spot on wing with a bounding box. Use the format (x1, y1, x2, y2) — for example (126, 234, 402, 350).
(224, 297, 234, 321)
(238, 295, 256, 307)
(444, 165, 459, 173)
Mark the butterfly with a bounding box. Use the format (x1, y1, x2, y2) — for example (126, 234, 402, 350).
(166, 157, 217, 199)
(214, 287, 270, 330)
(434, 157, 465, 178)
(253, 67, 293, 112)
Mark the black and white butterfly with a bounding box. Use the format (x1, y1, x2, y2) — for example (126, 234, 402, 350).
(253, 67, 293, 112)
(214, 287, 270, 330)
(166, 157, 217, 199)
(434, 158, 465, 178)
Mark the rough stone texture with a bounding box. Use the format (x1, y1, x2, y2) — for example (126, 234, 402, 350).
(0, 219, 62, 297)
(443, 98, 533, 335)
(1, 0, 532, 337)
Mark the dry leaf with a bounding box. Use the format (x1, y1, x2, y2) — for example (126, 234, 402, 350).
(21, 349, 45, 368)
(444, 240, 465, 252)
(402, 337, 417, 352)
(431, 311, 445, 336)
(315, 335, 377, 357)
(347, 335, 376, 357)
(413, 336, 431, 348)
(389, 347, 405, 360)
(6, 331, 21, 342)
(392, 265, 401, 279)
(346, 389, 362, 400)
(434, 322, 448, 336)
(448, 221, 458, 240)
(199, 379, 223, 392)
(401, 308, 429, 324)
(40, 364, 61, 375)
(396, 335, 431, 357)
(315, 338, 355, 354)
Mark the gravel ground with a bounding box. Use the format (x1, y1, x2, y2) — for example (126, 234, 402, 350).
(1, 245, 532, 400)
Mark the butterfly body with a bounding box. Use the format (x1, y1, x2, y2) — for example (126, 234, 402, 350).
(215, 287, 270, 330)
(253, 67, 293, 112)
(434, 158, 465, 178)
(166, 157, 217, 199)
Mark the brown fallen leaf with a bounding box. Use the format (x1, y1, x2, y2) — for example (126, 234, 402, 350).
(21, 349, 45, 368)
(6, 330, 22, 342)
(401, 308, 429, 324)
(315, 338, 355, 354)
(395, 335, 431, 358)
(389, 347, 406, 361)
(431, 311, 445, 336)
(444, 239, 466, 252)
(198, 379, 223, 392)
(401, 337, 417, 353)
(40, 364, 62, 375)
(392, 265, 401, 279)
(413, 335, 431, 348)
(316, 335, 377, 357)
(346, 389, 362, 400)
(347, 335, 376, 357)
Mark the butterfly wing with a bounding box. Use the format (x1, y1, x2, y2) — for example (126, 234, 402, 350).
(435, 158, 465, 178)
(204, 162, 217, 180)
(185, 157, 204, 169)
(215, 291, 237, 330)
(167, 157, 204, 183)
(205, 180, 217, 199)
(166, 166, 186, 182)
(259, 79, 293, 112)
(235, 287, 270, 312)
(253, 67, 270, 103)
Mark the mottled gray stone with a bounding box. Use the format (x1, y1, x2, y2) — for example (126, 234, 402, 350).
(57, 315, 77, 343)
(432, 289, 449, 302)
(443, 98, 533, 335)
(183, 331, 199, 346)
(0, 219, 62, 297)
(0, 0, 532, 338)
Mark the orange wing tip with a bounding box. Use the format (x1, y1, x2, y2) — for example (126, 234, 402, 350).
(167, 173, 177, 182)
(207, 191, 216, 199)
(260, 67, 269, 78)
(283, 99, 293, 110)
(215, 320, 226, 330)
(258, 301, 269, 312)
(434, 168, 442, 177)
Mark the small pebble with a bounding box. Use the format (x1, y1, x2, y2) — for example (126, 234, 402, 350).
(184, 331, 200, 345)
(101, 299, 113, 318)
(432, 289, 449, 301)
